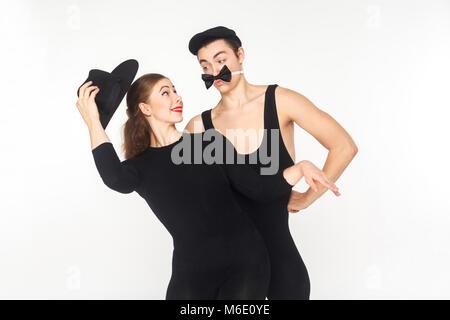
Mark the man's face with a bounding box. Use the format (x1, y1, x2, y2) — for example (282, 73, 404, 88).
(197, 39, 244, 92)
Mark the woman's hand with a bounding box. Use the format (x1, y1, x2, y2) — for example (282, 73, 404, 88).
(299, 160, 340, 196)
(284, 160, 340, 195)
(285, 160, 340, 213)
(76, 81, 100, 127)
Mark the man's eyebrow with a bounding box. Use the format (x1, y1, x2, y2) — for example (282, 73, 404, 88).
(159, 85, 175, 92)
(199, 51, 227, 64)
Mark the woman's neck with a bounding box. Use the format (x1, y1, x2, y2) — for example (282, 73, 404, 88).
(149, 123, 181, 148)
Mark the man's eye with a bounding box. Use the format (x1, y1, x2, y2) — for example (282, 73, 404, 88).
(202, 66, 208, 70)
(218, 59, 225, 63)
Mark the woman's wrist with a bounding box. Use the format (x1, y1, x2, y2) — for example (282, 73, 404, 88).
(294, 160, 306, 180)
(283, 161, 304, 186)
(296, 160, 305, 171)
(87, 118, 110, 150)
(87, 118, 103, 133)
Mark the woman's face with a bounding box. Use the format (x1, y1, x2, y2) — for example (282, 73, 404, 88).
(143, 78, 183, 124)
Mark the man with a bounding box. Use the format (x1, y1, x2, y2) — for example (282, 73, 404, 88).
(184, 26, 357, 299)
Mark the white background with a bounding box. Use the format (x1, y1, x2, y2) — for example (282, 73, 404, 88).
(1, 0, 449, 299)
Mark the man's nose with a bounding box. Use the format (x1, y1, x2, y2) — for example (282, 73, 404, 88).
(212, 65, 221, 76)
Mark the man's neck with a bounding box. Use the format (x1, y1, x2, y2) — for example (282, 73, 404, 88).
(217, 78, 259, 112)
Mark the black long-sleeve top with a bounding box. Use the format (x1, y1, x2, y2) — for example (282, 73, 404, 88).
(91, 132, 291, 262)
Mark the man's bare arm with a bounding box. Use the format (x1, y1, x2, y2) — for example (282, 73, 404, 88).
(277, 86, 358, 206)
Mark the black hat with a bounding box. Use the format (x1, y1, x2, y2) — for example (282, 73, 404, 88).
(188, 26, 241, 56)
(77, 59, 139, 129)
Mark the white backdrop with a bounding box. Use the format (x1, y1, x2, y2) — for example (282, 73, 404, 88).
(1, 0, 449, 299)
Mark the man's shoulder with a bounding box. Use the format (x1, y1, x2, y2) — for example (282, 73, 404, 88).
(272, 84, 311, 123)
(274, 84, 306, 106)
(274, 84, 301, 98)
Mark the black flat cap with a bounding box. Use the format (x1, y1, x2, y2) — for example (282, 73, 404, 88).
(188, 26, 242, 55)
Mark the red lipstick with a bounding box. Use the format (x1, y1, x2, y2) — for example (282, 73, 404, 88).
(171, 106, 183, 112)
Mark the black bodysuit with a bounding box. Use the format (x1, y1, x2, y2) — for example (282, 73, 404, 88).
(91, 132, 270, 300)
(201, 84, 311, 300)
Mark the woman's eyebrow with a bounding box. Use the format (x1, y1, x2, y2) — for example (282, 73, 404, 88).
(159, 85, 175, 92)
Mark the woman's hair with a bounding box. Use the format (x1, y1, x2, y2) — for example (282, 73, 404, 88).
(122, 73, 167, 159)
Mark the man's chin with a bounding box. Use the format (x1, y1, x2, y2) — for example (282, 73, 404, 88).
(215, 84, 229, 92)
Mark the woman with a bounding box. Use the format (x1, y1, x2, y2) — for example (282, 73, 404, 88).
(76, 73, 335, 300)
(76, 74, 278, 300)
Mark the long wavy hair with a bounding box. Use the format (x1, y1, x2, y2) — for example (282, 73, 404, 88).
(122, 73, 167, 159)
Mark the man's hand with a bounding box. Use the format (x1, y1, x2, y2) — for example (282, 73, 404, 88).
(287, 190, 311, 213)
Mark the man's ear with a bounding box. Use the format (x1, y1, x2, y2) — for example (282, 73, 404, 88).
(238, 47, 245, 64)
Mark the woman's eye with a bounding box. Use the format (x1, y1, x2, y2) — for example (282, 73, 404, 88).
(202, 66, 208, 70)
(162, 92, 168, 96)
(218, 59, 225, 63)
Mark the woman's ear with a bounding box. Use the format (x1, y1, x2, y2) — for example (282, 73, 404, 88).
(138, 102, 152, 117)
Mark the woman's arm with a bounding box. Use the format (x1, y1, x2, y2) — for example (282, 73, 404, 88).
(91, 136, 141, 194)
(76, 81, 141, 194)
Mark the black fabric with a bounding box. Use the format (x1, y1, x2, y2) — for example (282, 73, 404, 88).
(188, 26, 242, 56)
(91, 132, 270, 300)
(201, 110, 214, 130)
(201, 84, 311, 300)
(201, 65, 233, 89)
(77, 59, 138, 129)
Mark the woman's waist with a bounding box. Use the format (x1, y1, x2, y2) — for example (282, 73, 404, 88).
(172, 226, 266, 259)
(232, 187, 291, 207)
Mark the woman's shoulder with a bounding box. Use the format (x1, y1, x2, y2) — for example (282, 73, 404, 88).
(123, 149, 148, 167)
(183, 112, 211, 134)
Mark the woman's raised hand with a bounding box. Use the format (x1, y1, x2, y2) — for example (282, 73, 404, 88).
(76, 81, 100, 127)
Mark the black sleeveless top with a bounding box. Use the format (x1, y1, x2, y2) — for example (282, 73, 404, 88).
(200, 84, 311, 299)
(201, 84, 294, 203)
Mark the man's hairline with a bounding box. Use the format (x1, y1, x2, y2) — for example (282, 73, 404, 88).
(196, 38, 241, 62)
